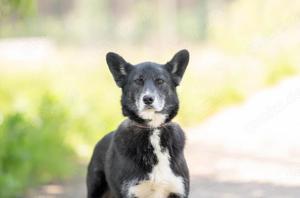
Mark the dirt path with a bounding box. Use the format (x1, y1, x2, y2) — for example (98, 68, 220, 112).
(26, 174, 300, 198)
(26, 166, 300, 198)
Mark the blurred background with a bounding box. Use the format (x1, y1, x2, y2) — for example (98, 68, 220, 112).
(0, 0, 300, 197)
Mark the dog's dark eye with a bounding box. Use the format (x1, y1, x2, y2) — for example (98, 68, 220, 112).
(134, 78, 144, 85)
(156, 79, 164, 85)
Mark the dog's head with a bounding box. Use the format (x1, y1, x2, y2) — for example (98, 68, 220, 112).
(106, 50, 189, 127)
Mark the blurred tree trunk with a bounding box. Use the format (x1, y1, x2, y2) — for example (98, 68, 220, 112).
(158, 0, 178, 46)
(106, 0, 129, 41)
(197, 0, 208, 40)
(37, 0, 74, 17)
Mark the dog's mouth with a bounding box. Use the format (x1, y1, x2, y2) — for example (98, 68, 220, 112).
(144, 104, 154, 110)
(143, 105, 164, 113)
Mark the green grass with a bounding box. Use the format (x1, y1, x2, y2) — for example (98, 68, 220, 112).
(0, 92, 76, 197)
(178, 77, 245, 125)
(265, 58, 298, 85)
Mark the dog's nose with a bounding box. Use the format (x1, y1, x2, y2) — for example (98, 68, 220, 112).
(143, 95, 154, 105)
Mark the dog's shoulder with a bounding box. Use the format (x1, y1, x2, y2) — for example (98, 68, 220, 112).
(89, 131, 115, 169)
(166, 122, 186, 144)
(113, 119, 152, 151)
(161, 122, 186, 155)
(167, 122, 185, 134)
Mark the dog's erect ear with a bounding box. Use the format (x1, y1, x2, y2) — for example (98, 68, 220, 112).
(165, 49, 189, 86)
(106, 52, 133, 87)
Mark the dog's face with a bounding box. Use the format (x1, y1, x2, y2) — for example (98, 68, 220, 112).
(106, 50, 189, 127)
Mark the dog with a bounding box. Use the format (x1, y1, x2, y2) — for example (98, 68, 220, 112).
(87, 49, 190, 198)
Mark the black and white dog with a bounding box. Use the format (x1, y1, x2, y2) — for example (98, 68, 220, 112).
(87, 50, 190, 198)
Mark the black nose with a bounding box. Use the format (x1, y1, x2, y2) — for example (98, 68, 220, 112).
(143, 95, 154, 105)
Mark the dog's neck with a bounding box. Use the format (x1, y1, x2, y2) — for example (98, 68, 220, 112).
(122, 104, 179, 128)
(132, 121, 169, 129)
(122, 119, 169, 129)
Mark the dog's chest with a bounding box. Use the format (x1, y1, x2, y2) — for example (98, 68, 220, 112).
(127, 129, 184, 198)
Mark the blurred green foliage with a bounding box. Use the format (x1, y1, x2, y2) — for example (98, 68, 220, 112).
(265, 56, 298, 85)
(0, 84, 77, 197)
(0, 68, 123, 196)
(0, 0, 36, 18)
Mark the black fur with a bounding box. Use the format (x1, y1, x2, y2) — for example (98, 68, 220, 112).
(87, 50, 190, 198)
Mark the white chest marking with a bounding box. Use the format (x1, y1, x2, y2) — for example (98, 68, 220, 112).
(127, 129, 185, 198)
(139, 110, 166, 128)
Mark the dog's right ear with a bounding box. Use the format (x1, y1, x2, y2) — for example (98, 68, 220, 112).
(165, 49, 189, 86)
(106, 52, 133, 87)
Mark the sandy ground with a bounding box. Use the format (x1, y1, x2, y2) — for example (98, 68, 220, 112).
(27, 77, 300, 198)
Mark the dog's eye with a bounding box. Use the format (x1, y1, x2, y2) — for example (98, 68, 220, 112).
(156, 79, 164, 85)
(134, 78, 144, 85)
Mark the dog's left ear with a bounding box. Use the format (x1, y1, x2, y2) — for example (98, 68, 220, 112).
(165, 49, 189, 86)
(106, 52, 133, 87)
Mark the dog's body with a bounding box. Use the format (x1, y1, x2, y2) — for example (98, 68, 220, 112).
(87, 50, 190, 198)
